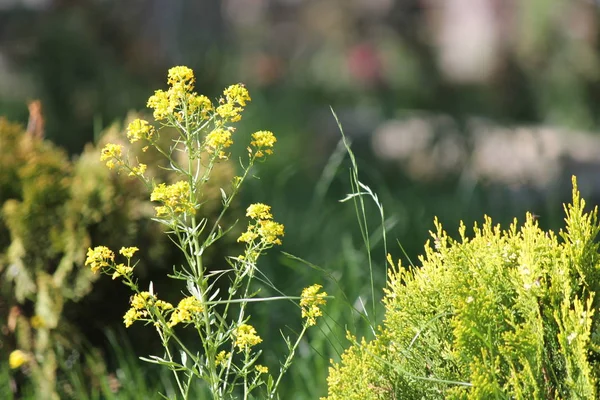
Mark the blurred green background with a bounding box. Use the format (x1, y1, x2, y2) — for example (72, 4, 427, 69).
(3, 0, 600, 398)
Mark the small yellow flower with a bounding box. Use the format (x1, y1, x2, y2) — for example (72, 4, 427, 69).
(147, 90, 172, 121)
(223, 84, 251, 107)
(131, 292, 153, 310)
(246, 203, 272, 220)
(119, 247, 139, 258)
(300, 284, 327, 326)
(167, 66, 195, 90)
(100, 143, 124, 169)
(215, 350, 231, 367)
(188, 94, 213, 119)
(155, 300, 174, 310)
(129, 163, 147, 177)
(100, 143, 123, 160)
(150, 181, 195, 216)
(204, 128, 233, 156)
(154, 205, 169, 216)
(112, 263, 133, 280)
(237, 210, 284, 245)
(130, 292, 172, 311)
(9, 350, 30, 369)
(250, 131, 276, 158)
(234, 324, 262, 352)
(237, 229, 259, 243)
(85, 246, 115, 273)
(255, 365, 269, 374)
(257, 220, 284, 245)
(216, 102, 243, 123)
(124, 292, 172, 327)
(126, 119, 154, 143)
(168, 296, 204, 327)
(123, 308, 140, 328)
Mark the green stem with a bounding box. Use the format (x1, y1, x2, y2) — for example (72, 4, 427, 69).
(243, 350, 251, 400)
(158, 327, 186, 398)
(205, 155, 256, 244)
(268, 325, 309, 399)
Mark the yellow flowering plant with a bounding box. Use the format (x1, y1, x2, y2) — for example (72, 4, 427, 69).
(87, 66, 327, 399)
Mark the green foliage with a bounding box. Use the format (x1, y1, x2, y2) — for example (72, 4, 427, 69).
(0, 117, 174, 398)
(324, 177, 600, 399)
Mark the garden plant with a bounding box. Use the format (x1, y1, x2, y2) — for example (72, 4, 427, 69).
(84, 66, 327, 399)
(323, 177, 600, 399)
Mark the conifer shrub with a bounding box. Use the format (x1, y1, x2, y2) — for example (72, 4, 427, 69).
(0, 113, 234, 398)
(324, 177, 600, 399)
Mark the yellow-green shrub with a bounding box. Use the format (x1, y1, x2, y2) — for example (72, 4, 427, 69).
(324, 177, 600, 399)
(0, 113, 235, 398)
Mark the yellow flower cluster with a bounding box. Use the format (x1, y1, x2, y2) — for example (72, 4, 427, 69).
(148, 66, 194, 121)
(100, 143, 124, 170)
(147, 89, 176, 121)
(150, 181, 195, 216)
(234, 323, 262, 352)
(85, 246, 140, 279)
(246, 203, 272, 220)
(100, 142, 146, 177)
(237, 203, 284, 246)
(215, 350, 231, 367)
(85, 246, 115, 273)
(255, 365, 269, 374)
(9, 350, 30, 369)
(120, 246, 139, 258)
(112, 263, 133, 280)
(216, 84, 251, 123)
(131, 291, 153, 309)
(224, 84, 251, 107)
(126, 118, 155, 143)
(204, 128, 234, 159)
(168, 296, 204, 327)
(123, 291, 173, 328)
(128, 163, 147, 177)
(257, 220, 285, 245)
(99, 67, 273, 191)
(147, 66, 214, 123)
(237, 230, 259, 243)
(300, 284, 327, 326)
(167, 66, 195, 90)
(250, 130, 276, 158)
(122, 308, 142, 328)
(188, 94, 213, 119)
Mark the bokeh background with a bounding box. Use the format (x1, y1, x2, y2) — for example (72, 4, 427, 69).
(3, 0, 600, 398)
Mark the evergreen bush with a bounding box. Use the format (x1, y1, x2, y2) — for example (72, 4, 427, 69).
(324, 177, 600, 399)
